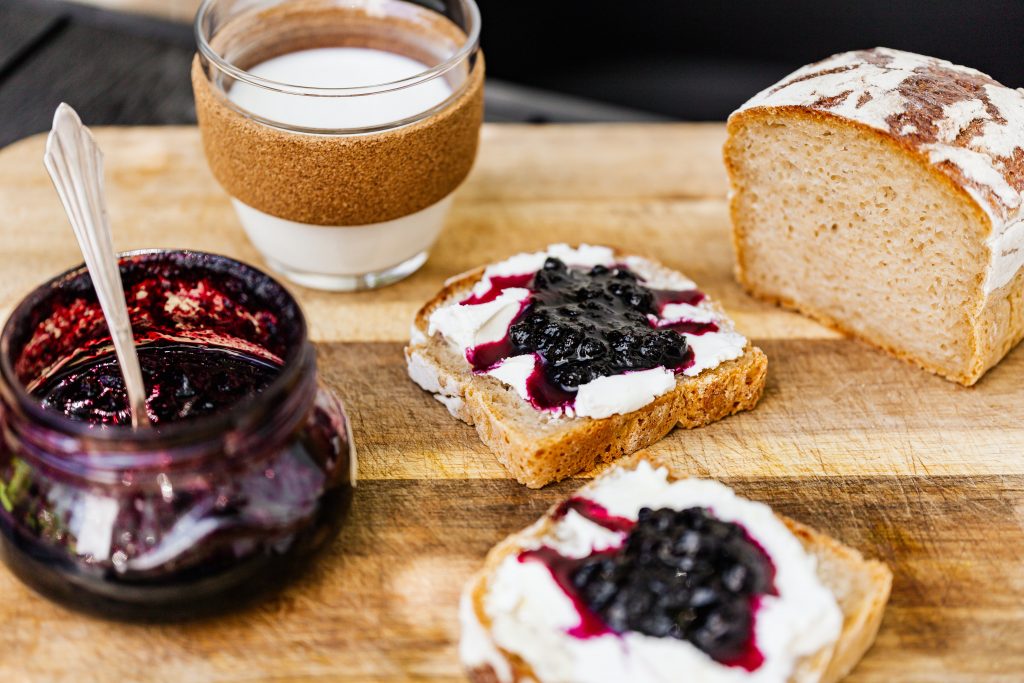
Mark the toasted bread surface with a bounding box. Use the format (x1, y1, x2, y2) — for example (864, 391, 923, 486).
(405, 255, 768, 488)
(462, 453, 892, 683)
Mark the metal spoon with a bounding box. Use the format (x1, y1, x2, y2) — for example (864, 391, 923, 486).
(43, 103, 150, 428)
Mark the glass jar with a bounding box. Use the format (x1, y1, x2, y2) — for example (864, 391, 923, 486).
(0, 250, 355, 620)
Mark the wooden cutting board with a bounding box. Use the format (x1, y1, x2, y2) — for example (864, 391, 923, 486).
(0, 124, 1021, 683)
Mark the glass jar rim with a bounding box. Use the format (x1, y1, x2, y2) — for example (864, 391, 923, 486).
(0, 249, 311, 450)
(194, 0, 482, 99)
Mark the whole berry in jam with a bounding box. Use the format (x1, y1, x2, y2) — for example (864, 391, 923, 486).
(36, 343, 279, 426)
(508, 258, 690, 391)
(571, 507, 776, 666)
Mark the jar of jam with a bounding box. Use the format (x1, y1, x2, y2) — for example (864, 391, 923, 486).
(0, 250, 354, 619)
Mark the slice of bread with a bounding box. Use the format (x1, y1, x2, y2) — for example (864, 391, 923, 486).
(461, 453, 893, 683)
(724, 47, 1024, 386)
(405, 251, 767, 488)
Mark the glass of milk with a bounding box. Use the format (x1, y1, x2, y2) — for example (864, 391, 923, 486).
(192, 0, 483, 290)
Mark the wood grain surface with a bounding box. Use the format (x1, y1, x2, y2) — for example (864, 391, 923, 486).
(76, 0, 200, 23)
(0, 124, 1021, 682)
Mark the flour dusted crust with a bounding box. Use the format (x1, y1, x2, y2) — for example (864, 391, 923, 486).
(405, 253, 767, 488)
(737, 47, 1024, 231)
(726, 47, 1024, 385)
(462, 453, 893, 683)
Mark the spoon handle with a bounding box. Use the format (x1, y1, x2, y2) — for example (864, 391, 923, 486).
(43, 104, 150, 428)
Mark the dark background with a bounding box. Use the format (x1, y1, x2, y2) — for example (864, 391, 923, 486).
(2, 0, 1023, 147)
(480, 1, 1024, 121)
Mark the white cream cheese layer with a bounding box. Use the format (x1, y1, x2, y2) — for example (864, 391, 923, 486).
(428, 287, 531, 350)
(469, 244, 619, 298)
(427, 245, 747, 419)
(462, 461, 843, 683)
(572, 368, 677, 419)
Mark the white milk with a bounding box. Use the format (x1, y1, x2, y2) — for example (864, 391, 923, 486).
(230, 48, 453, 129)
(227, 48, 458, 290)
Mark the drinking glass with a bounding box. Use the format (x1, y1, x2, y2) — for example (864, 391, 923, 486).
(193, 0, 483, 290)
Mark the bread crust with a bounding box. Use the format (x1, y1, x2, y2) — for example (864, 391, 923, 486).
(462, 452, 893, 683)
(725, 105, 1023, 386)
(405, 255, 768, 488)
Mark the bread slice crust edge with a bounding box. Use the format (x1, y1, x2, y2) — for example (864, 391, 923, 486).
(462, 452, 893, 683)
(405, 256, 768, 488)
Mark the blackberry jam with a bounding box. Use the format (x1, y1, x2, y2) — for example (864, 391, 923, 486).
(509, 259, 695, 391)
(523, 504, 776, 670)
(0, 251, 354, 620)
(467, 259, 715, 409)
(37, 343, 280, 426)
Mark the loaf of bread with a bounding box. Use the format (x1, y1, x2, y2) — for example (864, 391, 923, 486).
(725, 47, 1024, 385)
(461, 453, 892, 683)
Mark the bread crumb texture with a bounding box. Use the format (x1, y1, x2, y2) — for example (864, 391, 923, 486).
(725, 47, 1024, 385)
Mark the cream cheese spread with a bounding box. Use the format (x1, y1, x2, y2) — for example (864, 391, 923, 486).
(461, 461, 843, 683)
(427, 245, 747, 420)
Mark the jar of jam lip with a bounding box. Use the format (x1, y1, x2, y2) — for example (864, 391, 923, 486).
(0, 250, 355, 620)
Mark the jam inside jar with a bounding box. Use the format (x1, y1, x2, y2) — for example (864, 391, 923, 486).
(0, 250, 355, 620)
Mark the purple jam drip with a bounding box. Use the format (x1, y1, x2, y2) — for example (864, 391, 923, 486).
(524, 360, 577, 410)
(553, 497, 636, 534)
(663, 320, 719, 336)
(518, 498, 635, 638)
(467, 338, 515, 372)
(464, 295, 530, 372)
(460, 273, 535, 306)
(467, 346, 576, 410)
(519, 546, 620, 638)
(651, 287, 705, 312)
(726, 596, 767, 671)
(35, 343, 279, 426)
(518, 505, 776, 671)
(652, 288, 717, 336)
(520, 498, 633, 637)
(673, 347, 696, 373)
